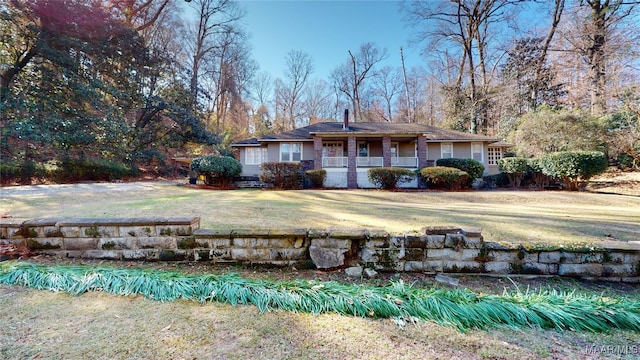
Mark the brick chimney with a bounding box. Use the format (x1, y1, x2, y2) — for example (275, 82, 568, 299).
(343, 109, 349, 130)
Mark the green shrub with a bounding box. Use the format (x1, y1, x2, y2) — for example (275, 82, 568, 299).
(498, 157, 529, 188)
(482, 173, 510, 188)
(190, 155, 242, 188)
(260, 162, 302, 189)
(420, 166, 469, 190)
(54, 158, 138, 182)
(367, 167, 415, 190)
(304, 169, 326, 188)
(539, 151, 608, 191)
(527, 158, 554, 189)
(435, 158, 484, 188)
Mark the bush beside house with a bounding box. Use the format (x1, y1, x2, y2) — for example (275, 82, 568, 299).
(190, 155, 242, 188)
(435, 158, 484, 188)
(420, 166, 469, 190)
(260, 162, 302, 189)
(367, 167, 416, 190)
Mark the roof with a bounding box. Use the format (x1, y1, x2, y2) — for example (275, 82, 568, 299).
(232, 121, 500, 146)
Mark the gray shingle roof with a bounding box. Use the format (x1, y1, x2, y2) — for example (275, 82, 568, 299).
(232, 121, 499, 146)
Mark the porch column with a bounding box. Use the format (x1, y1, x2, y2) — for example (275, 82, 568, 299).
(313, 136, 322, 170)
(347, 136, 357, 189)
(417, 135, 428, 169)
(382, 136, 391, 167)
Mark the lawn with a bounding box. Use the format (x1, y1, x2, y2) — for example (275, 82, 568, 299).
(1, 176, 640, 359)
(1, 179, 639, 247)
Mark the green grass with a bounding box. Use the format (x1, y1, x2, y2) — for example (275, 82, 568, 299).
(2, 261, 639, 333)
(1, 181, 640, 246)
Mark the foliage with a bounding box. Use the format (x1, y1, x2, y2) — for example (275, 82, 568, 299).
(260, 162, 302, 189)
(190, 155, 242, 188)
(435, 158, 484, 188)
(603, 107, 640, 170)
(0, 160, 49, 185)
(527, 158, 554, 189)
(482, 173, 510, 188)
(367, 167, 415, 190)
(53, 158, 138, 183)
(539, 151, 608, 191)
(511, 108, 608, 158)
(498, 157, 529, 188)
(304, 169, 327, 188)
(3, 262, 640, 332)
(420, 166, 469, 190)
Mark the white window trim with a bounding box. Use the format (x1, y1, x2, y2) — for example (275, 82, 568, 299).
(280, 142, 303, 162)
(487, 147, 503, 165)
(441, 142, 453, 159)
(391, 142, 399, 158)
(471, 142, 484, 163)
(245, 147, 267, 165)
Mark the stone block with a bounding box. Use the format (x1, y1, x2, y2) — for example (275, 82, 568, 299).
(558, 263, 603, 277)
(293, 237, 306, 249)
(538, 251, 562, 264)
(211, 239, 231, 248)
(427, 248, 479, 261)
(99, 238, 136, 250)
(602, 264, 638, 277)
(267, 238, 292, 248)
(157, 225, 193, 236)
(309, 245, 345, 269)
(444, 234, 467, 249)
(367, 229, 390, 240)
(345, 266, 363, 277)
(369, 261, 404, 272)
(26, 237, 62, 250)
(159, 249, 192, 261)
(231, 248, 271, 261)
(463, 236, 483, 249)
(484, 261, 513, 274)
(137, 237, 176, 249)
(268, 228, 308, 238)
(488, 250, 520, 262)
(390, 236, 404, 248)
(580, 252, 604, 264)
(311, 238, 351, 249)
(461, 228, 482, 237)
(82, 250, 120, 260)
(64, 251, 84, 258)
(119, 225, 156, 237)
(270, 248, 308, 261)
(426, 235, 445, 249)
(365, 238, 389, 249)
(64, 238, 99, 250)
(59, 226, 81, 238)
(519, 263, 558, 275)
(193, 228, 231, 238)
(210, 248, 231, 260)
(443, 261, 482, 273)
(406, 235, 427, 249)
(423, 260, 443, 273)
(404, 248, 425, 261)
(424, 226, 461, 235)
(122, 249, 157, 260)
(328, 228, 367, 239)
(404, 261, 424, 272)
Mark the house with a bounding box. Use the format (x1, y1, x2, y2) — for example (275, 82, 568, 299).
(231, 113, 510, 188)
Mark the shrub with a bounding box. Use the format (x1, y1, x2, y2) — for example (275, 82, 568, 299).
(367, 167, 415, 190)
(539, 151, 608, 191)
(435, 158, 484, 188)
(482, 173, 510, 189)
(52, 158, 137, 182)
(527, 158, 554, 189)
(304, 169, 326, 188)
(260, 162, 302, 189)
(190, 155, 242, 188)
(420, 166, 469, 190)
(498, 157, 529, 188)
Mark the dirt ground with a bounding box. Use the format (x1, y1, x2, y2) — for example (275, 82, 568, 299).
(587, 170, 640, 196)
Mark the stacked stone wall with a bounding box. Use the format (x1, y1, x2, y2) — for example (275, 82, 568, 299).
(2, 217, 638, 281)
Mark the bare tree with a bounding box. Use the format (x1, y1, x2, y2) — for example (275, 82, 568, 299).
(371, 66, 403, 122)
(281, 50, 313, 129)
(302, 79, 333, 125)
(331, 42, 388, 122)
(183, 0, 243, 109)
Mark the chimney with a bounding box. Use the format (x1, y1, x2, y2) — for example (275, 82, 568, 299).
(343, 109, 349, 130)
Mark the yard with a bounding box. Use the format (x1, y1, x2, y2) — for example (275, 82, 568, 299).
(1, 171, 640, 359)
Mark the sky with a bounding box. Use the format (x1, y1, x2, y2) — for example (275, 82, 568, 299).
(239, 0, 423, 81)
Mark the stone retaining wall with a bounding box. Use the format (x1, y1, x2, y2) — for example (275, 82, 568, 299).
(1, 217, 639, 281)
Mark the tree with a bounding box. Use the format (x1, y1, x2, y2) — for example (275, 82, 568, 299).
(277, 50, 313, 130)
(331, 42, 388, 122)
(371, 66, 403, 122)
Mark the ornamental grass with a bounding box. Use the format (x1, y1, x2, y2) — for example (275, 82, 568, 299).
(2, 261, 639, 333)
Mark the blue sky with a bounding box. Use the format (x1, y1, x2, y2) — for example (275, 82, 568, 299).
(240, 0, 422, 81)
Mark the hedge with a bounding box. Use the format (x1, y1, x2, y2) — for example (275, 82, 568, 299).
(304, 169, 326, 188)
(538, 151, 608, 191)
(420, 166, 469, 190)
(367, 167, 415, 190)
(260, 162, 302, 189)
(435, 158, 484, 188)
(190, 155, 242, 188)
(498, 157, 529, 188)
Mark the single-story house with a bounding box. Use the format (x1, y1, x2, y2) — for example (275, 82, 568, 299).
(231, 116, 510, 189)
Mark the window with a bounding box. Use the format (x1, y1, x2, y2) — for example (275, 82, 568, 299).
(280, 143, 302, 162)
(323, 142, 343, 157)
(358, 142, 369, 157)
(441, 143, 453, 159)
(246, 147, 267, 165)
(391, 142, 399, 158)
(471, 142, 483, 162)
(487, 147, 503, 165)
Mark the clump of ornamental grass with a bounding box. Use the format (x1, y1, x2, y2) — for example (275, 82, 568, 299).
(1, 261, 639, 333)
